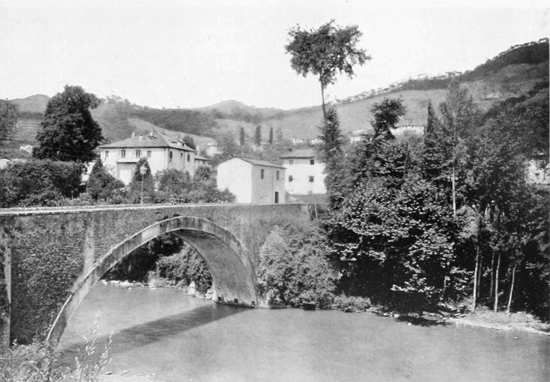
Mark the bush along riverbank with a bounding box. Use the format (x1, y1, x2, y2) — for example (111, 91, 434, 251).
(255, 222, 550, 336)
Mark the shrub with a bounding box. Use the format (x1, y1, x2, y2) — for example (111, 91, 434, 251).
(157, 246, 212, 293)
(257, 223, 336, 309)
(0, 160, 83, 207)
(86, 159, 124, 201)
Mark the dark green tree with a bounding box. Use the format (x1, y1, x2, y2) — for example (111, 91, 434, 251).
(34, 85, 103, 162)
(86, 158, 124, 201)
(128, 158, 155, 203)
(239, 127, 246, 146)
(371, 98, 406, 140)
(254, 125, 262, 146)
(0, 100, 18, 142)
(193, 166, 212, 183)
(421, 102, 450, 188)
(268, 126, 274, 145)
(156, 168, 191, 196)
(318, 106, 346, 209)
(286, 20, 369, 123)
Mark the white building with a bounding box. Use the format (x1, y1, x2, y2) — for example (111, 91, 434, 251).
(216, 158, 286, 204)
(280, 148, 326, 195)
(98, 132, 197, 185)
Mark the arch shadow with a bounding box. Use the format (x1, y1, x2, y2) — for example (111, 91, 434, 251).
(46, 216, 257, 346)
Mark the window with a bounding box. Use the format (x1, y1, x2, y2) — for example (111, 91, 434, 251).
(310, 159, 315, 165)
(308, 176, 314, 183)
(260, 169, 264, 179)
(289, 159, 294, 165)
(104, 150, 109, 159)
(169, 151, 173, 162)
(288, 175, 293, 182)
(120, 149, 126, 158)
(276, 171, 279, 180)
(146, 150, 151, 158)
(180, 152, 183, 159)
(187, 154, 191, 162)
(135, 149, 141, 158)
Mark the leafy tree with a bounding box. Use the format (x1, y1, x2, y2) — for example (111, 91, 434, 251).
(254, 125, 262, 146)
(422, 102, 451, 189)
(0, 100, 18, 142)
(438, 80, 481, 216)
(128, 158, 155, 203)
(156, 169, 191, 196)
(34, 86, 103, 162)
(286, 20, 369, 123)
(86, 158, 124, 201)
(193, 166, 212, 183)
(328, 176, 459, 309)
(239, 127, 246, 146)
(371, 98, 406, 140)
(257, 223, 336, 308)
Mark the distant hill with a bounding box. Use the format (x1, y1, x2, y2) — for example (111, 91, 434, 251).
(197, 100, 284, 123)
(9, 94, 49, 114)
(264, 39, 549, 140)
(4, 38, 547, 152)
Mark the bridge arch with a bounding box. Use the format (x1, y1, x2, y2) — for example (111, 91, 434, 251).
(46, 215, 257, 345)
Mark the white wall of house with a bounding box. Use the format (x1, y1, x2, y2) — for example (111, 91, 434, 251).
(217, 158, 253, 203)
(250, 165, 285, 204)
(99, 147, 196, 185)
(217, 158, 286, 204)
(282, 158, 326, 195)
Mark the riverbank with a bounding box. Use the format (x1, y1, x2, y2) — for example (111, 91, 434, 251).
(449, 309, 550, 336)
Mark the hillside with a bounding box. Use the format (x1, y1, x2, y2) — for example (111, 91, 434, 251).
(4, 39, 547, 150)
(263, 39, 549, 140)
(9, 94, 49, 114)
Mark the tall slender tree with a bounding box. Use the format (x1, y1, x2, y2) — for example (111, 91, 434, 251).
(254, 125, 262, 146)
(286, 20, 369, 125)
(239, 127, 246, 146)
(319, 106, 345, 209)
(268, 126, 274, 145)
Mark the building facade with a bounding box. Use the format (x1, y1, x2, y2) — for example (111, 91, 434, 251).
(98, 132, 198, 185)
(217, 158, 286, 204)
(280, 148, 326, 195)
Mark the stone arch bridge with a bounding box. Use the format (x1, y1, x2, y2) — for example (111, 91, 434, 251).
(0, 203, 309, 347)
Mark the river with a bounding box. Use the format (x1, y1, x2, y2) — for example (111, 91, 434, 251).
(58, 283, 550, 382)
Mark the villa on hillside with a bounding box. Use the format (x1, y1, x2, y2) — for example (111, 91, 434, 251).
(98, 132, 206, 185)
(280, 148, 326, 196)
(217, 158, 286, 204)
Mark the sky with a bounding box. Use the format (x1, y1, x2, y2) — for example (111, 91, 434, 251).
(1, 0, 548, 110)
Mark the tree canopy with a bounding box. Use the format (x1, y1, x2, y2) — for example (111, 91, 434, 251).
(34, 85, 103, 162)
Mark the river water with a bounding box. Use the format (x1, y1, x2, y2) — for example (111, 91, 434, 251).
(58, 283, 550, 382)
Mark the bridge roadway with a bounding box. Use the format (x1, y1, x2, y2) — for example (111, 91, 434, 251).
(0, 202, 309, 347)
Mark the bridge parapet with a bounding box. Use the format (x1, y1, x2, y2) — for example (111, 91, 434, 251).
(0, 203, 308, 346)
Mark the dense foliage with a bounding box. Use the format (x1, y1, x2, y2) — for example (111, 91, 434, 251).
(86, 159, 124, 202)
(0, 160, 83, 207)
(320, 81, 549, 319)
(0, 100, 18, 141)
(34, 86, 103, 162)
(256, 223, 336, 308)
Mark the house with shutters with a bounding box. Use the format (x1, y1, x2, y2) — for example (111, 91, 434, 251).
(216, 157, 286, 204)
(280, 148, 326, 195)
(97, 132, 199, 185)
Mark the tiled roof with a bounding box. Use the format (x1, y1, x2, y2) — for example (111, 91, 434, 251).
(280, 148, 317, 159)
(99, 132, 195, 151)
(239, 157, 286, 169)
(195, 155, 210, 161)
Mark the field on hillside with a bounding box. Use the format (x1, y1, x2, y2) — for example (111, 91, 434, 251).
(264, 61, 548, 140)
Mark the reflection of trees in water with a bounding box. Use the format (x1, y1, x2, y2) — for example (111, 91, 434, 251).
(103, 232, 212, 292)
